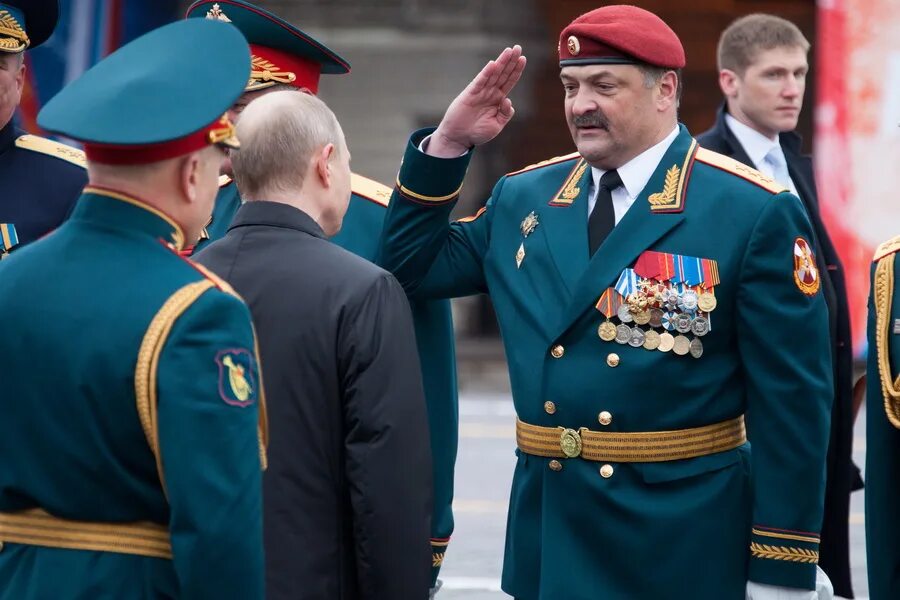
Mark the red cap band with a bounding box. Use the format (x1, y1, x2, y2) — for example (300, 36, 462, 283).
(84, 115, 237, 165)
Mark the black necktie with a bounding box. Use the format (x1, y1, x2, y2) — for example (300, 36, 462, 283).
(588, 169, 622, 256)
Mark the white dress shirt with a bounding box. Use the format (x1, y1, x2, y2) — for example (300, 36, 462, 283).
(724, 113, 799, 197)
(587, 125, 680, 224)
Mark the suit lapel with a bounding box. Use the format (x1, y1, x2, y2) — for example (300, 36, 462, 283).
(555, 128, 694, 335)
(541, 158, 592, 295)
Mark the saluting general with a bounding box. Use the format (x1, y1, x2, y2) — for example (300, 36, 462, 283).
(185, 1, 460, 590)
(377, 5, 833, 600)
(0, 19, 266, 599)
(0, 0, 86, 257)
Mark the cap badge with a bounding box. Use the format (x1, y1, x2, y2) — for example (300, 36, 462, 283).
(0, 10, 29, 52)
(206, 3, 232, 22)
(208, 115, 240, 148)
(567, 35, 580, 56)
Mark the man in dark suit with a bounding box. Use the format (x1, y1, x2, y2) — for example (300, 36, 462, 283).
(194, 90, 433, 600)
(697, 14, 856, 598)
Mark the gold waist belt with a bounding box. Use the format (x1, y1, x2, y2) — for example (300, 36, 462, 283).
(516, 415, 746, 463)
(0, 508, 172, 559)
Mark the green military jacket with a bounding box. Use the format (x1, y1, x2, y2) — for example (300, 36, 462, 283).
(377, 126, 833, 600)
(197, 172, 458, 582)
(0, 188, 266, 599)
(865, 235, 900, 600)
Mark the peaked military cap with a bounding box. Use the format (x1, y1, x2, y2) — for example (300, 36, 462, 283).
(0, 0, 58, 53)
(185, 0, 350, 95)
(559, 5, 685, 69)
(37, 19, 250, 165)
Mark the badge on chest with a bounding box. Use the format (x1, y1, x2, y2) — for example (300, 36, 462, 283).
(595, 251, 719, 358)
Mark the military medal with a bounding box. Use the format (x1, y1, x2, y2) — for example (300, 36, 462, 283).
(674, 313, 693, 334)
(615, 324, 632, 344)
(698, 292, 717, 313)
(595, 288, 623, 342)
(598, 321, 617, 342)
(690, 316, 710, 337)
(894, 318, 900, 335)
(689, 337, 704, 358)
(643, 329, 661, 351)
(673, 335, 691, 356)
(628, 327, 645, 348)
(520, 211, 539, 237)
(658, 332, 675, 353)
(661, 311, 676, 331)
(649, 308, 664, 329)
(680, 289, 699, 312)
(633, 309, 651, 326)
(617, 304, 634, 324)
(515, 243, 525, 269)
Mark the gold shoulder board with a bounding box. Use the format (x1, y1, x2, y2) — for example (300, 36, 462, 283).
(874, 235, 900, 262)
(507, 152, 581, 177)
(351, 172, 392, 207)
(694, 147, 787, 195)
(218, 174, 233, 188)
(15, 135, 86, 168)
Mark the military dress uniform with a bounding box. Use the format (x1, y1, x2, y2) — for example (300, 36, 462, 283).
(865, 235, 900, 600)
(187, 0, 459, 583)
(0, 0, 87, 256)
(0, 20, 267, 599)
(377, 7, 832, 598)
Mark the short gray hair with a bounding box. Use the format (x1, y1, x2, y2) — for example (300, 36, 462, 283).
(232, 91, 346, 198)
(638, 64, 683, 105)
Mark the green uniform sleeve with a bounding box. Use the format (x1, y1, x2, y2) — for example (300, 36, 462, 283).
(156, 288, 264, 600)
(377, 128, 494, 299)
(865, 251, 900, 599)
(738, 193, 832, 590)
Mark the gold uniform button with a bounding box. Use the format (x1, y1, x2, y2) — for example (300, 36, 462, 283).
(606, 353, 620, 367)
(550, 345, 565, 359)
(598, 411, 612, 426)
(549, 459, 563, 472)
(544, 401, 557, 415)
(599, 464, 614, 478)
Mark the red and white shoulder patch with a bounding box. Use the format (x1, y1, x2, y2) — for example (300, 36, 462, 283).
(793, 237, 820, 296)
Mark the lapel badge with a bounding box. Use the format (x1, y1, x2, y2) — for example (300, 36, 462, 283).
(894, 319, 900, 335)
(520, 211, 539, 237)
(515, 242, 526, 269)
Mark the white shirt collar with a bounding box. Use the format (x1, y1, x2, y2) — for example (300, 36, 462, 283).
(590, 125, 680, 201)
(724, 112, 780, 170)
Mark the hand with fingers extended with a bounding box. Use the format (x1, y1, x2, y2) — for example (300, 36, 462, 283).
(427, 45, 527, 158)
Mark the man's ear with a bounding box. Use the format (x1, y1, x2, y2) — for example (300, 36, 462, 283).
(719, 69, 740, 99)
(315, 143, 337, 188)
(180, 153, 201, 202)
(14, 61, 25, 95)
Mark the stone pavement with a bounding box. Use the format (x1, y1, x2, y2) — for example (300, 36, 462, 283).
(438, 389, 869, 599)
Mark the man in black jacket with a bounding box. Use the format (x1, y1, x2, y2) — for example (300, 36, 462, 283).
(697, 14, 857, 598)
(195, 90, 433, 600)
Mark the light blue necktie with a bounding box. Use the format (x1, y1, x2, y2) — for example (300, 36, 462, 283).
(763, 146, 792, 191)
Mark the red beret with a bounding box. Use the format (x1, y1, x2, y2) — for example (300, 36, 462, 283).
(559, 5, 685, 70)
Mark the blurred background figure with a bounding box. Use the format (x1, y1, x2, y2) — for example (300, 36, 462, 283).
(0, 0, 85, 257)
(696, 15, 858, 599)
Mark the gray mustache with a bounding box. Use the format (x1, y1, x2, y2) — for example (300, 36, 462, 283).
(573, 113, 609, 129)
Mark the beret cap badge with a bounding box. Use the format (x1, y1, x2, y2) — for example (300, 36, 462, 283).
(567, 35, 580, 56)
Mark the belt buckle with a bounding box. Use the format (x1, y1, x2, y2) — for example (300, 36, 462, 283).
(559, 427, 583, 458)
